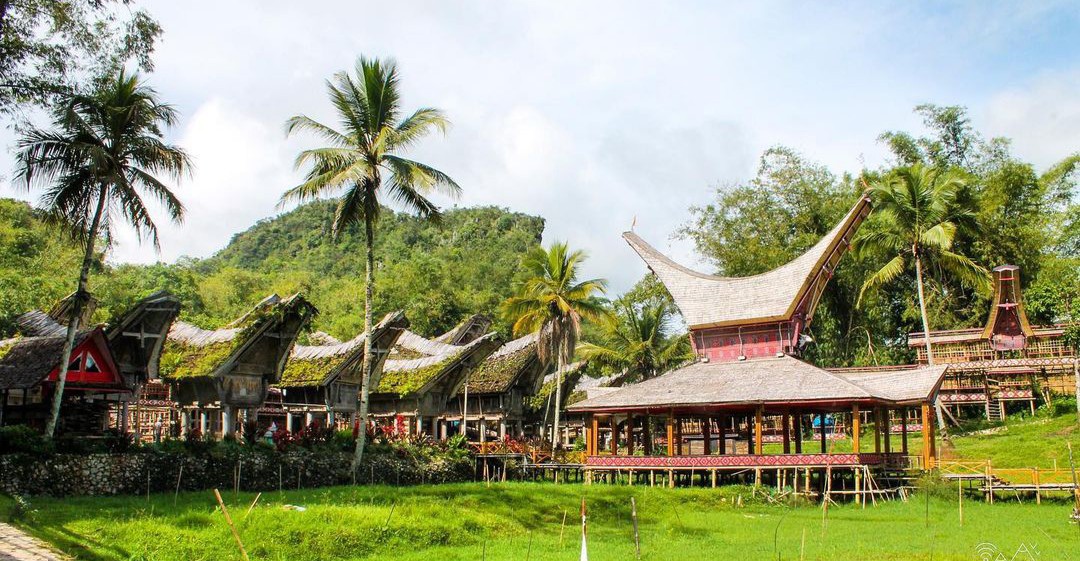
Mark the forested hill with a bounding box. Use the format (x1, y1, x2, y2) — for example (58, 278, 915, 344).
(198, 201, 545, 337)
(0, 198, 545, 340)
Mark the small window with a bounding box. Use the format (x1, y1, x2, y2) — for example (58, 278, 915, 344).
(84, 354, 100, 373)
(68, 355, 82, 372)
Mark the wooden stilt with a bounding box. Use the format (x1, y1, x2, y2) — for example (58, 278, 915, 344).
(819, 413, 827, 453)
(921, 403, 932, 470)
(666, 411, 674, 457)
(852, 405, 860, 454)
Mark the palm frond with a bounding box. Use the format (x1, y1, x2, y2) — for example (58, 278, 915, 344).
(857, 254, 907, 307)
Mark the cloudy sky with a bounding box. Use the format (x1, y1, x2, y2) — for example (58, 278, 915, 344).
(2, 1, 1079, 293)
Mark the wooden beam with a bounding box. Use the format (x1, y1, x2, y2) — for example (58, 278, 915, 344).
(703, 417, 712, 455)
(716, 415, 726, 455)
(782, 412, 791, 454)
(754, 406, 764, 455)
(819, 413, 827, 453)
(852, 405, 860, 454)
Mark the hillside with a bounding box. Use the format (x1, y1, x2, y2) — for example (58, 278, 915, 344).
(0, 198, 546, 339)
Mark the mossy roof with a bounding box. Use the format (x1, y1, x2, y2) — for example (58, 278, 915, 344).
(278, 311, 407, 388)
(377, 332, 499, 397)
(159, 294, 315, 381)
(464, 333, 539, 394)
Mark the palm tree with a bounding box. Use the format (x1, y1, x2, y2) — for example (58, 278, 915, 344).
(281, 57, 459, 471)
(15, 70, 190, 438)
(578, 300, 693, 384)
(854, 163, 990, 431)
(502, 242, 609, 451)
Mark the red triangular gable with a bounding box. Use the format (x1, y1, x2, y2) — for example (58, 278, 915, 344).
(45, 329, 124, 388)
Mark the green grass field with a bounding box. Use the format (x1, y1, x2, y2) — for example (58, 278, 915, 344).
(9, 482, 1080, 561)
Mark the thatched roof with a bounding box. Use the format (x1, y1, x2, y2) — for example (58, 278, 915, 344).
(16, 310, 66, 337)
(378, 332, 501, 396)
(624, 196, 870, 329)
(567, 355, 946, 413)
(434, 314, 493, 345)
(160, 293, 316, 381)
(464, 332, 540, 394)
(279, 311, 408, 388)
(0, 330, 93, 390)
(47, 291, 98, 327)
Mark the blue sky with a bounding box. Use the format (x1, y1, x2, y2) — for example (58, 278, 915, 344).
(2, 1, 1078, 293)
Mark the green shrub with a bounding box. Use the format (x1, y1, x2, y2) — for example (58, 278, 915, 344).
(0, 425, 51, 455)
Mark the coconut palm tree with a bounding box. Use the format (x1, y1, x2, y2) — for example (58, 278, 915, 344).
(578, 300, 693, 384)
(15, 70, 190, 438)
(502, 242, 609, 451)
(281, 57, 460, 471)
(854, 163, 990, 431)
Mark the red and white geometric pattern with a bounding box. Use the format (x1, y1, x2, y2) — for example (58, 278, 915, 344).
(586, 453, 887, 468)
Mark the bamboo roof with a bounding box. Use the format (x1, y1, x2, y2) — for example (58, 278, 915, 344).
(623, 196, 870, 329)
(0, 331, 93, 390)
(464, 332, 541, 394)
(279, 311, 408, 388)
(378, 332, 500, 396)
(567, 355, 946, 413)
(160, 293, 316, 381)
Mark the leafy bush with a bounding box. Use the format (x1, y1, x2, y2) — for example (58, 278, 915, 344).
(0, 425, 51, 455)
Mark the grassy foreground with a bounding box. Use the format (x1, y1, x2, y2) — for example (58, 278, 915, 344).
(8, 482, 1079, 561)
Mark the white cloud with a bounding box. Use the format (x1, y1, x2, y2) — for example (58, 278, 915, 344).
(982, 72, 1080, 170)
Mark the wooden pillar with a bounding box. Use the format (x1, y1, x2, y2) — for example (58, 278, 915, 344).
(782, 412, 791, 454)
(851, 405, 860, 454)
(675, 417, 683, 455)
(883, 409, 891, 454)
(590, 415, 599, 456)
(793, 413, 803, 454)
(819, 413, 827, 453)
(873, 408, 882, 453)
(643, 416, 652, 455)
(703, 416, 712, 455)
(901, 407, 909, 455)
(920, 403, 932, 469)
(626, 415, 635, 456)
(716, 415, 726, 455)
(666, 411, 675, 457)
(754, 406, 764, 456)
(928, 405, 937, 468)
(610, 416, 617, 455)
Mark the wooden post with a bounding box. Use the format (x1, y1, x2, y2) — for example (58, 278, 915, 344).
(213, 489, 251, 561)
(717, 415, 726, 455)
(928, 405, 938, 468)
(873, 408, 882, 453)
(610, 416, 618, 455)
(643, 416, 652, 455)
(590, 415, 599, 456)
(921, 403, 932, 470)
(703, 416, 712, 455)
(852, 405, 860, 454)
(626, 415, 635, 456)
(666, 411, 674, 457)
(793, 413, 803, 454)
(782, 412, 791, 454)
(901, 407, 909, 455)
(675, 417, 683, 455)
(755, 406, 764, 455)
(883, 408, 891, 454)
(819, 413, 827, 453)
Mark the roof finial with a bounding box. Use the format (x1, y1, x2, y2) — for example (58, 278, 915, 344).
(630, 215, 637, 231)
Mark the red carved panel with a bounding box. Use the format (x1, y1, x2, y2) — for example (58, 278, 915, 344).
(44, 333, 122, 387)
(586, 453, 887, 468)
(689, 321, 802, 363)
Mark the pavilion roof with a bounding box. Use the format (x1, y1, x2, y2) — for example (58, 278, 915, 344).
(279, 311, 407, 388)
(567, 355, 946, 413)
(623, 196, 870, 329)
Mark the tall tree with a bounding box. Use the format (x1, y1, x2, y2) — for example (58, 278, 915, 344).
(15, 70, 189, 437)
(578, 299, 692, 384)
(854, 164, 990, 430)
(281, 56, 460, 472)
(502, 242, 609, 451)
(0, 0, 160, 121)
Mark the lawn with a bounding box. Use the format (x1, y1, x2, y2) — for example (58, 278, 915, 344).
(9, 482, 1079, 561)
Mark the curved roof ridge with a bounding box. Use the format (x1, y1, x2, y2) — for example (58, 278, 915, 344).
(290, 311, 406, 361)
(624, 195, 870, 328)
(168, 321, 240, 346)
(490, 332, 538, 358)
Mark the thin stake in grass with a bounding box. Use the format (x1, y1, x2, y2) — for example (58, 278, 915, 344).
(174, 464, 183, 506)
(245, 493, 262, 519)
(957, 479, 963, 527)
(525, 531, 533, 561)
(383, 501, 397, 529)
(560, 508, 567, 547)
(630, 496, 641, 560)
(213, 488, 251, 561)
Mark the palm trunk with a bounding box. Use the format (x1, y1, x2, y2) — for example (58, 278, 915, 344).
(914, 253, 947, 436)
(44, 188, 107, 438)
(551, 340, 565, 453)
(351, 218, 376, 473)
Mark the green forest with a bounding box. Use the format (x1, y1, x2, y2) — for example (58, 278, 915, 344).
(1, 104, 1077, 375)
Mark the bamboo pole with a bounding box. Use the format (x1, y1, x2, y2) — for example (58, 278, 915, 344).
(213, 489, 251, 561)
(630, 496, 641, 561)
(245, 492, 262, 518)
(958, 478, 963, 527)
